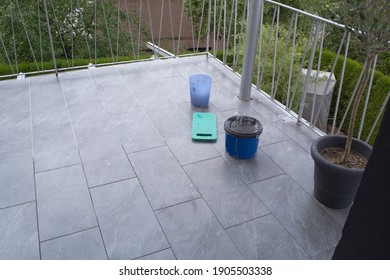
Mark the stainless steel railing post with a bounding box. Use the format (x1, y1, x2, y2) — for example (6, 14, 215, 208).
(43, 0, 58, 77)
(239, 0, 263, 101)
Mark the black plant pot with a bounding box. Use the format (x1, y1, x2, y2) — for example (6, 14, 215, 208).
(311, 135, 372, 209)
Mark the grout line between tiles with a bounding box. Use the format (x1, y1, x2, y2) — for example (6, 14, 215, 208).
(0, 200, 36, 212)
(32, 160, 42, 259)
(224, 213, 273, 231)
(39, 226, 100, 244)
(115, 66, 167, 147)
(126, 144, 168, 156)
(123, 144, 168, 155)
(180, 154, 222, 167)
(248, 173, 317, 258)
(152, 196, 203, 213)
(3, 57, 340, 260)
(179, 167, 245, 260)
(88, 175, 135, 190)
(311, 247, 336, 260)
(133, 247, 173, 260)
(154, 195, 247, 260)
(77, 149, 110, 260)
(179, 153, 222, 167)
(86, 70, 126, 146)
(181, 157, 275, 259)
(260, 140, 323, 203)
(57, 75, 82, 153)
(34, 162, 82, 175)
(246, 172, 288, 186)
(123, 151, 179, 260)
(28, 79, 34, 159)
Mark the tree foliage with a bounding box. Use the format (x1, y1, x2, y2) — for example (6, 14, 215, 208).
(334, 0, 390, 163)
(0, 0, 143, 70)
(336, 0, 390, 56)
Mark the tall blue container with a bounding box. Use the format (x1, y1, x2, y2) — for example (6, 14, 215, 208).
(189, 74, 212, 107)
(224, 116, 263, 159)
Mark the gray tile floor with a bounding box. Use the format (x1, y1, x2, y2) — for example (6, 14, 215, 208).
(0, 55, 349, 260)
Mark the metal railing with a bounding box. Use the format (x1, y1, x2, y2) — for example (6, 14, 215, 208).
(213, 0, 389, 144)
(0, 0, 389, 143)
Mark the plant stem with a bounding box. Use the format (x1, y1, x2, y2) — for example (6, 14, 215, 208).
(341, 54, 374, 164)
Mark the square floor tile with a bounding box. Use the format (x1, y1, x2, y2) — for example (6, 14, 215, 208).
(59, 69, 91, 81)
(262, 140, 315, 193)
(227, 215, 308, 259)
(184, 157, 269, 228)
(68, 101, 113, 143)
(0, 112, 32, 156)
(198, 57, 227, 72)
(175, 64, 209, 79)
(119, 70, 157, 93)
(111, 109, 165, 154)
(322, 206, 351, 227)
(0, 203, 39, 260)
(129, 146, 200, 210)
(36, 165, 98, 241)
(95, 83, 139, 115)
(249, 93, 289, 123)
(312, 248, 335, 260)
(91, 179, 169, 259)
(82, 152, 135, 188)
(33, 122, 80, 172)
(142, 98, 192, 138)
(209, 83, 244, 111)
(40, 227, 107, 260)
(249, 174, 342, 257)
(213, 138, 285, 184)
(156, 199, 243, 260)
(0, 149, 34, 209)
(149, 75, 189, 94)
(78, 133, 135, 187)
(30, 80, 70, 127)
(136, 249, 176, 260)
(0, 79, 30, 116)
(273, 117, 319, 152)
(210, 70, 241, 92)
(89, 66, 123, 87)
(61, 76, 100, 106)
(146, 63, 182, 80)
(165, 136, 220, 166)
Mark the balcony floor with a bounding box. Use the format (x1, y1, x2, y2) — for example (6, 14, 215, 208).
(0, 55, 350, 260)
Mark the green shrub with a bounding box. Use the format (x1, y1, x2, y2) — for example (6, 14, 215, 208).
(217, 23, 308, 110)
(376, 53, 390, 76)
(217, 46, 389, 145)
(0, 53, 152, 77)
(314, 50, 390, 145)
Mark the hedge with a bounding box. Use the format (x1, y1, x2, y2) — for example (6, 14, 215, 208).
(217, 49, 390, 145)
(0, 54, 153, 77)
(315, 50, 390, 145)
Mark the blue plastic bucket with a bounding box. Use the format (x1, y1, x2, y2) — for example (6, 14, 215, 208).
(224, 116, 263, 159)
(189, 74, 212, 107)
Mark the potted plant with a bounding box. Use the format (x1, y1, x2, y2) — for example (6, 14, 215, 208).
(311, 0, 390, 208)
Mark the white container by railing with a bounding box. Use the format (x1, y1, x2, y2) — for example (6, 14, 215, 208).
(301, 69, 336, 131)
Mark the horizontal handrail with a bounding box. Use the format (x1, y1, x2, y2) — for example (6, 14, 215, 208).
(264, 0, 346, 29)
